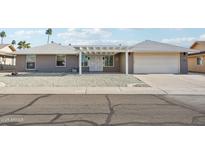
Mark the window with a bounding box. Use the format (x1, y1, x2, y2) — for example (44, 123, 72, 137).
(82, 55, 88, 67)
(104, 55, 114, 67)
(56, 55, 66, 67)
(197, 57, 203, 65)
(26, 55, 36, 70)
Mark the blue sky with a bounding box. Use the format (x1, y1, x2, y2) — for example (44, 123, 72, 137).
(1, 28, 205, 47)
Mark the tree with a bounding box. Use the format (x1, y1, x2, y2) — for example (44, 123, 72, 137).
(11, 40, 16, 46)
(45, 28, 52, 44)
(0, 31, 6, 44)
(17, 41, 31, 50)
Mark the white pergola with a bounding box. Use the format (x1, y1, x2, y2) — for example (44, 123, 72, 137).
(73, 45, 129, 75)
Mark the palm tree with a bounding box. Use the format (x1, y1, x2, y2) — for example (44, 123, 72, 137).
(17, 41, 31, 50)
(45, 28, 52, 44)
(0, 31, 6, 44)
(11, 40, 16, 46)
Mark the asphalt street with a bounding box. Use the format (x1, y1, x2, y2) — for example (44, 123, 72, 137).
(0, 94, 205, 126)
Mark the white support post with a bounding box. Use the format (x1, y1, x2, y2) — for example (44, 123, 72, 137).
(79, 51, 82, 75)
(125, 51, 129, 75)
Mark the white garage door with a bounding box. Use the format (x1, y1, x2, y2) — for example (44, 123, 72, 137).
(133, 53, 180, 73)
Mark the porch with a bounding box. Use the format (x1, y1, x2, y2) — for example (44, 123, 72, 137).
(74, 45, 130, 75)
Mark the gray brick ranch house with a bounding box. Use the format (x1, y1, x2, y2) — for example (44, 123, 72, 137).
(15, 40, 192, 74)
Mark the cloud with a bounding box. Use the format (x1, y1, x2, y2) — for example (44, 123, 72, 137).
(161, 37, 196, 45)
(62, 39, 137, 45)
(58, 28, 138, 45)
(173, 28, 184, 31)
(10, 30, 44, 39)
(57, 28, 112, 39)
(161, 32, 205, 47)
(199, 34, 205, 40)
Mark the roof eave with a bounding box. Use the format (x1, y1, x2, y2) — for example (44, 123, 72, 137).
(129, 49, 189, 53)
(15, 52, 79, 55)
(0, 52, 15, 56)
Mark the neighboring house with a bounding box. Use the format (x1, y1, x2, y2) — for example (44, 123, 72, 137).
(15, 40, 190, 74)
(0, 44, 16, 70)
(188, 41, 205, 73)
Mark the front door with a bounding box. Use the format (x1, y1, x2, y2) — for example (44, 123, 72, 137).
(88, 56, 103, 72)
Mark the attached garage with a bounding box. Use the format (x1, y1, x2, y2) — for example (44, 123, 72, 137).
(133, 53, 180, 73)
(129, 40, 190, 74)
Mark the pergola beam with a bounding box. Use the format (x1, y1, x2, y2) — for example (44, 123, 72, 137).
(74, 45, 128, 55)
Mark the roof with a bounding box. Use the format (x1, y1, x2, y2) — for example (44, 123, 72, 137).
(0, 44, 16, 51)
(188, 51, 205, 56)
(16, 43, 77, 55)
(0, 44, 9, 49)
(0, 44, 16, 57)
(190, 41, 205, 49)
(188, 41, 205, 56)
(15, 40, 196, 55)
(0, 52, 15, 56)
(129, 40, 194, 53)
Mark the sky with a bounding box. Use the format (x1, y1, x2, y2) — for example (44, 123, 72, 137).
(1, 28, 205, 48)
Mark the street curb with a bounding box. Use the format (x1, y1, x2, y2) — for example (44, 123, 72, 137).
(0, 87, 166, 95)
(1, 87, 205, 95)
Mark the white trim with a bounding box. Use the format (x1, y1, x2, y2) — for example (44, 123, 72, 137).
(16, 52, 78, 55)
(125, 51, 129, 75)
(73, 45, 128, 52)
(103, 55, 114, 67)
(25, 55, 36, 70)
(55, 55, 66, 67)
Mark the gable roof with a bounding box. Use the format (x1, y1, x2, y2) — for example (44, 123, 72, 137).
(190, 41, 205, 49)
(0, 44, 16, 51)
(16, 43, 77, 55)
(15, 40, 197, 55)
(129, 40, 193, 53)
(0, 44, 9, 49)
(188, 41, 205, 56)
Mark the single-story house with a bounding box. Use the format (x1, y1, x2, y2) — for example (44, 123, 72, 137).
(0, 44, 16, 70)
(188, 41, 205, 73)
(15, 40, 192, 74)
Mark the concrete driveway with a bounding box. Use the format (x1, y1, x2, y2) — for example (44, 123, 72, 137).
(135, 74, 205, 94)
(0, 94, 205, 126)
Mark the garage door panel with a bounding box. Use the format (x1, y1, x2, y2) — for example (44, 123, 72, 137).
(133, 53, 180, 73)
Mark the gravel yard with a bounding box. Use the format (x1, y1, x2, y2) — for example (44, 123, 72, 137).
(0, 73, 144, 87)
